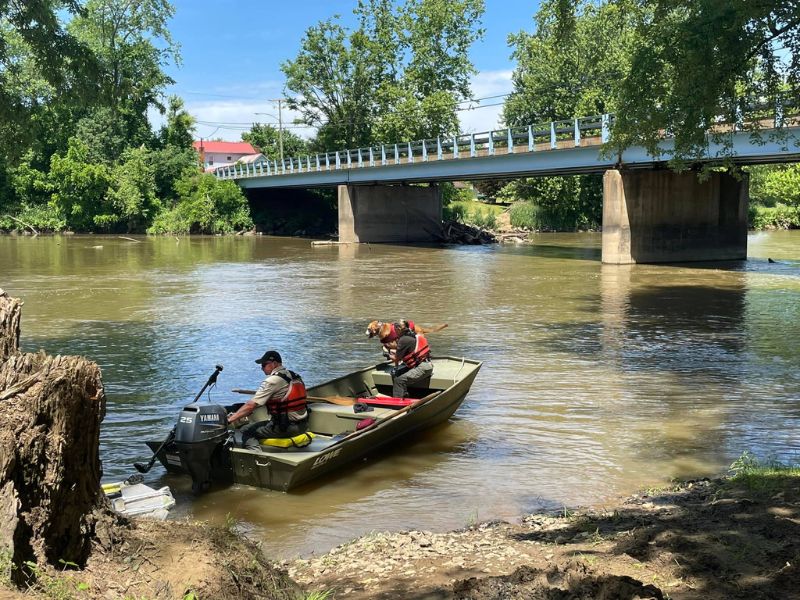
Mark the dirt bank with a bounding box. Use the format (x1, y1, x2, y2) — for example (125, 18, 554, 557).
(288, 475, 800, 599)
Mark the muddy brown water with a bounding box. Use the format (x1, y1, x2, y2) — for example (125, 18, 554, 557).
(1, 232, 799, 558)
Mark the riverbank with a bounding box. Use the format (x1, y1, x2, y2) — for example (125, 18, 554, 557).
(286, 467, 799, 599)
(6, 466, 796, 599)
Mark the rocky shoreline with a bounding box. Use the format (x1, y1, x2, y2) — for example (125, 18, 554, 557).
(286, 476, 799, 599)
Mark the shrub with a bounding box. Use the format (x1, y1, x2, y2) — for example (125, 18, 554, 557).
(509, 201, 540, 229)
(748, 203, 800, 230)
(467, 208, 497, 229)
(443, 202, 467, 222)
(149, 173, 253, 234)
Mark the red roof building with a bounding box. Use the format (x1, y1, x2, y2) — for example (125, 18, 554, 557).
(193, 141, 257, 169)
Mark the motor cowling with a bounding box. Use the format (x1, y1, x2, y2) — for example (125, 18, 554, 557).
(174, 403, 230, 493)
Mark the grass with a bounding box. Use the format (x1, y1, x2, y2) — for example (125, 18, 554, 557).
(726, 451, 800, 497)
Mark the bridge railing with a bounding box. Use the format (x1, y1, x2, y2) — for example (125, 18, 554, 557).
(213, 94, 795, 181)
(214, 114, 615, 181)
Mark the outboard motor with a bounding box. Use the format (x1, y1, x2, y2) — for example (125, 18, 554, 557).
(173, 403, 231, 493)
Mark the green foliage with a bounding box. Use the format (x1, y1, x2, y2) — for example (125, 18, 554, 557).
(749, 164, 800, 208)
(439, 182, 474, 206)
(748, 203, 800, 230)
(0, 1, 94, 160)
(466, 207, 497, 229)
(48, 137, 114, 231)
(20, 559, 90, 600)
(504, 0, 635, 126)
(242, 123, 309, 161)
(149, 173, 253, 234)
(727, 451, 800, 496)
(283, 0, 484, 150)
(149, 147, 199, 204)
(0, 548, 13, 587)
(606, 1, 800, 162)
(159, 95, 195, 150)
(107, 146, 161, 232)
(504, 175, 602, 231)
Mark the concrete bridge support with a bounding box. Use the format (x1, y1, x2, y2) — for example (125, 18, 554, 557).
(338, 184, 443, 243)
(602, 169, 748, 264)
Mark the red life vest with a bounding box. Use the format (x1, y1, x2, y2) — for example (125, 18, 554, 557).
(401, 333, 430, 369)
(379, 320, 417, 345)
(266, 370, 307, 416)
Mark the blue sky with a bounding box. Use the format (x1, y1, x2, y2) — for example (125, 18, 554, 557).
(162, 0, 541, 141)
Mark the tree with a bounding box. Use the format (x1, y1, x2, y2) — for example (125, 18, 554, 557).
(504, 0, 638, 127)
(282, 0, 484, 150)
(547, 1, 800, 162)
(0, 3, 94, 161)
(48, 137, 113, 231)
(158, 95, 195, 150)
(69, 0, 179, 148)
(242, 123, 309, 161)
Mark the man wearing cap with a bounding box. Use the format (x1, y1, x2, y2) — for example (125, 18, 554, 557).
(227, 350, 309, 448)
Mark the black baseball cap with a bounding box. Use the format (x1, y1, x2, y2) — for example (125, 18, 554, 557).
(255, 350, 282, 365)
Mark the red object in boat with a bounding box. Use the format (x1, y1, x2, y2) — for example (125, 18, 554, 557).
(359, 397, 415, 409)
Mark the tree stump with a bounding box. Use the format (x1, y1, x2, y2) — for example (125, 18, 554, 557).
(0, 291, 106, 584)
(0, 289, 21, 359)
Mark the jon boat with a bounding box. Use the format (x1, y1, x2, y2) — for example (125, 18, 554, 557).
(144, 356, 481, 492)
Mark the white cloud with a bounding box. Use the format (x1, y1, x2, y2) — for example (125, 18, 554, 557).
(458, 69, 514, 133)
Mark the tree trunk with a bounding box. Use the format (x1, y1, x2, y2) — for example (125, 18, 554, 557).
(0, 291, 107, 584)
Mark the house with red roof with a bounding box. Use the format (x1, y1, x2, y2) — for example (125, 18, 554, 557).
(193, 140, 257, 170)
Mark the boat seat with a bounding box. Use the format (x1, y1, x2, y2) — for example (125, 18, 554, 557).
(369, 370, 454, 391)
(307, 403, 396, 436)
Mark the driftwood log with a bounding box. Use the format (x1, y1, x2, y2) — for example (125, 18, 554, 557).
(0, 290, 106, 583)
(442, 220, 498, 245)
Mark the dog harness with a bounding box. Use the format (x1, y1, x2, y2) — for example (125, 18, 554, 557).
(380, 320, 417, 344)
(401, 333, 430, 369)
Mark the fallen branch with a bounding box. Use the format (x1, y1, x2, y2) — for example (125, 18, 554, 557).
(118, 236, 141, 243)
(2, 214, 38, 236)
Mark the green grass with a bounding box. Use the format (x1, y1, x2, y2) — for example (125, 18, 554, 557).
(726, 451, 800, 496)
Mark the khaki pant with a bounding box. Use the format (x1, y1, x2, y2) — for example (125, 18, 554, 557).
(392, 361, 433, 398)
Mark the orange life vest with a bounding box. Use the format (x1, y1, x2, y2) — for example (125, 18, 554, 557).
(267, 370, 307, 416)
(401, 333, 430, 369)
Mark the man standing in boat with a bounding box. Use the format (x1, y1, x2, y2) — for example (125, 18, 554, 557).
(392, 323, 434, 398)
(227, 350, 309, 448)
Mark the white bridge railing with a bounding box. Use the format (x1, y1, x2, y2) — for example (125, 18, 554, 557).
(214, 94, 797, 181)
(214, 114, 614, 180)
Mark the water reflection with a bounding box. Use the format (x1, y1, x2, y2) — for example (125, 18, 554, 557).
(1, 232, 799, 557)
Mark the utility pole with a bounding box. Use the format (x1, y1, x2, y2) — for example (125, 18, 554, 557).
(274, 98, 284, 164)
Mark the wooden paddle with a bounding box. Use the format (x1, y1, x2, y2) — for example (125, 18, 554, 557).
(230, 388, 356, 406)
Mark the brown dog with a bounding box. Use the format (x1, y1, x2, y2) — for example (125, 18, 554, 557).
(366, 320, 448, 358)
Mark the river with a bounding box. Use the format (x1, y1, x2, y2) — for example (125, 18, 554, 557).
(1, 232, 799, 557)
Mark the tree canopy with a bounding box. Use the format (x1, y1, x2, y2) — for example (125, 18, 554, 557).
(282, 0, 484, 150)
(519, 0, 800, 162)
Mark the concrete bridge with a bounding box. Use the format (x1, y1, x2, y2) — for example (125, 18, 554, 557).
(214, 111, 800, 264)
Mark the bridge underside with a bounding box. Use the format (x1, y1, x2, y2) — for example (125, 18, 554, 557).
(602, 169, 748, 264)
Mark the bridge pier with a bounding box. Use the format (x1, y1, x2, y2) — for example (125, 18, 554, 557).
(338, 184, 442, 243)
(601, 169, 748, 264)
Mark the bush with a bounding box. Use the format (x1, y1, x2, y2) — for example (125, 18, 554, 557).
(509, 201, 540, 229)
(748, 203, 800, 230)
(443, 202, 467, 222)
(466, 208, 497, 229)
(149, 173, 253, 234)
